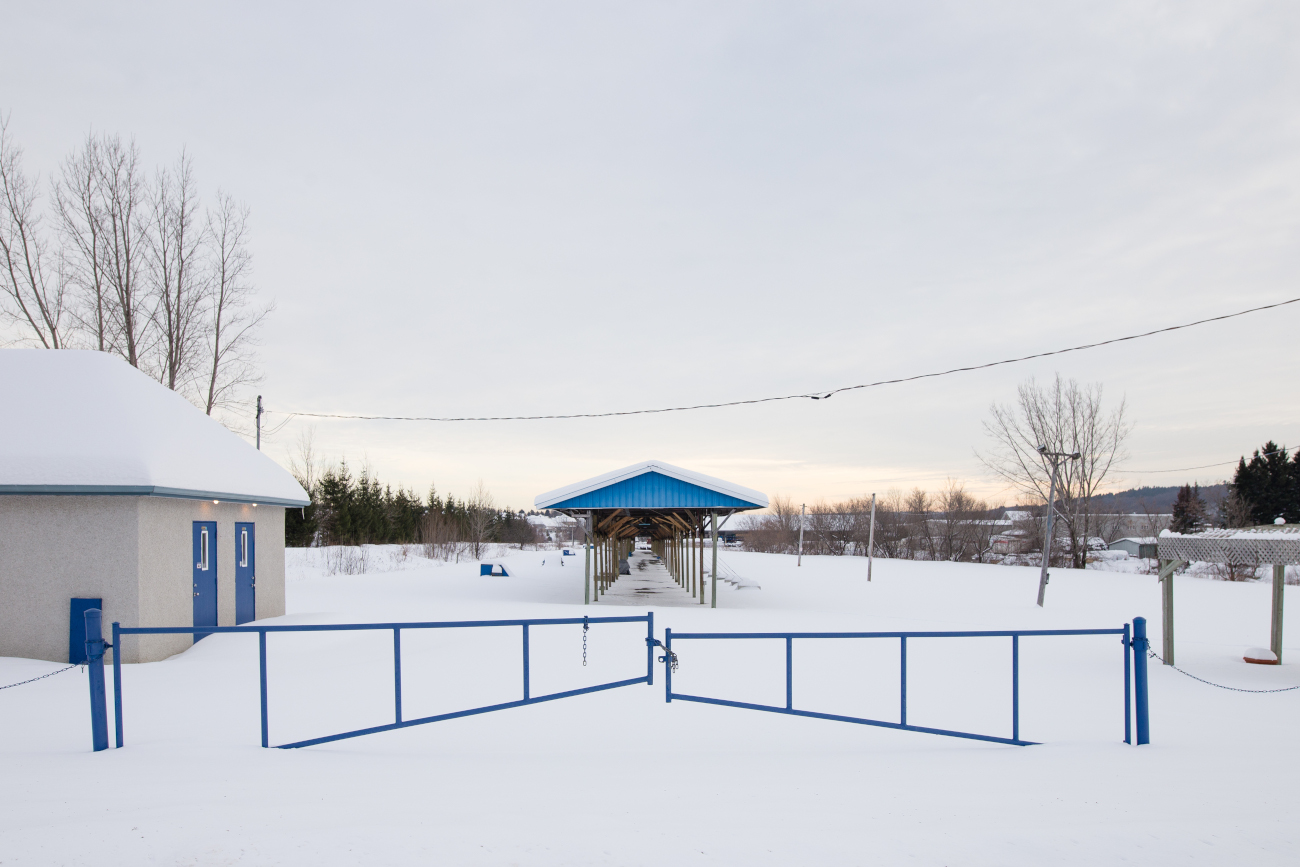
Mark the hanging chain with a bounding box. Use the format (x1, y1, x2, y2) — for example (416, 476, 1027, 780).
(1144, 646, 1300, 693)
(0, 664, 78, 691)
(660, 649, 679, 672)
(582, 616, 589, 667)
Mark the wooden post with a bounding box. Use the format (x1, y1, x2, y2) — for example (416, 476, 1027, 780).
(1272, 564, 1285, 664)
(688, 529, 695, 598)
(867, 493, 877, 582)
(583, 512, 592, 605)
(1158, 558, 1183, 666)
(711, 510, 719, 609)
(699, 520, 706, 605)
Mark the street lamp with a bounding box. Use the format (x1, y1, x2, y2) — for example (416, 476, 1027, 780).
(1036, 445, 1081, 607)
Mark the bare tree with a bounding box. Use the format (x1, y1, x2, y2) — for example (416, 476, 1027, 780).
(53, 133, 110, 349)
(464, 480, 497, 560)
(96, 134, 151, 369)
(0, 115, 66, 347)
(287, 427, 321, 495)
(742, 494, 804, 554)
(904, 488, 935, 559)
(870, 489, 908, 559)
(202, 192, 270, 415)
(933, 480, 988, 561)
(979, 374, 1130, 569)
(807, 501, 853, 556)
(149, 151, 207, 393)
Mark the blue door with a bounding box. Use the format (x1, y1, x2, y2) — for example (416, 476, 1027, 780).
(235, 522, 256, 625)
(192, 521, 218, 640)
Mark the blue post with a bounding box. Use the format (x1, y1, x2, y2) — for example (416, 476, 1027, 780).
(1133, 617, 1149, 745)
(259, 630, 269, 749)
(646, 612, 654, 686)
(84, 608, 109, 752)
(1123, 622, 1131, 745)
(522, 624, 530, 701)
(900, 635, 907, 727)
(1012, 634, 1019, 744)
(665, 628, 673, 702)
(785, 636, 793, 710)
(394, 627, 403, 723)
(112, 621, 123, 748)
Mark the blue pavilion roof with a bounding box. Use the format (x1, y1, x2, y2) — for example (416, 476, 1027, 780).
(534, 460, 768, 511)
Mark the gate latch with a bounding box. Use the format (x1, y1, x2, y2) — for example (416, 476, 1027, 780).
(646, 637, 678, 672)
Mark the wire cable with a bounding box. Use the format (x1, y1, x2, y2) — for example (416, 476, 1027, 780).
(265, 296, 1300, 423)
(1127, 444, 1295, 474)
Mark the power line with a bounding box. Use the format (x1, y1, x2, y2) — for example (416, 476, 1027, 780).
(266, 295, 1299, 423)
(1128, 444, 1295, 475)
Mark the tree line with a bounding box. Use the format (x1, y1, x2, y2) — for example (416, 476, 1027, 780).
(285, 450, 537, 556)
(0, 115, 268, 418)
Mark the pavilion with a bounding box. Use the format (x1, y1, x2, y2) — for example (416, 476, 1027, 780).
(1157, 525, 1300, 665)
(533, 460, 769, 607)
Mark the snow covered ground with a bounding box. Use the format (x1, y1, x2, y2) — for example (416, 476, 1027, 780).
(2, 549, 1298, 865)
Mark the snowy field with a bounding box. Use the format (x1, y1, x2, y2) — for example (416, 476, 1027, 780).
(2, 549, 1298, 865)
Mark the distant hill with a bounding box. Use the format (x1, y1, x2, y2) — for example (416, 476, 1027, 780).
(1017, 484, 1228, 514)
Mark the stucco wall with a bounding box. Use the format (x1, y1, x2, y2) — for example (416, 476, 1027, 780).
(0, 496, 141, 663)
(136, 499, 287, 662)
(0, 496, 288, 664)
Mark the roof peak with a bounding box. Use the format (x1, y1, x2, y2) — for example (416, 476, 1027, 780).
(535, 460, 768, 511)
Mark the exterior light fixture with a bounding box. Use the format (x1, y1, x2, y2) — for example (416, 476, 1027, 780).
(213, 500, 219, 504)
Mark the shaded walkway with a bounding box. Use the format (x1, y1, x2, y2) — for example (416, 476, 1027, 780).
(594, 551, 702, 607)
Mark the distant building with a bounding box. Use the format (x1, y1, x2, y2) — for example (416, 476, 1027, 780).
(1109, 537, 1158, 558)
(0, 350, 309, 664)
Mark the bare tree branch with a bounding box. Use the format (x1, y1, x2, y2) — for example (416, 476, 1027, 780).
(0, 114, 66, 347)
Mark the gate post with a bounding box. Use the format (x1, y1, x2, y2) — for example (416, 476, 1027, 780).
(84, 608, 109, 752)
(1133, 616, 1150, 745)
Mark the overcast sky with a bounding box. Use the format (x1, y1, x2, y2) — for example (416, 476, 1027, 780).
(4, 2, 1298, 510)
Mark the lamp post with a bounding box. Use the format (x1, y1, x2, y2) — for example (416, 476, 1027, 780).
(1036, 445, 1080, 608)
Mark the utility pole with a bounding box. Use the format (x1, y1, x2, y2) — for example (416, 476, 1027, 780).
(256, 395, 263, 450)
(1036, 446, 1080, 607)
(867, 492, 877, 582)
(797, 503, 805, 566)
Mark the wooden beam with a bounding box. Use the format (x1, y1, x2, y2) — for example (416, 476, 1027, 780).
(1273, 564, 1286, 664)
(1157, 559, 1185, 666)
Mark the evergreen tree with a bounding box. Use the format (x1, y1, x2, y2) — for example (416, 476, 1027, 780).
(1170, 483, 1207, 533)
(1231, 442, 1298, 525)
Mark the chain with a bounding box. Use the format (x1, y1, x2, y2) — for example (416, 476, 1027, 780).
(0, 664, 78, 691)
(582, 616, 588, 667)
(659, 650, 679, 672)
(1144, 647, 1300, 693)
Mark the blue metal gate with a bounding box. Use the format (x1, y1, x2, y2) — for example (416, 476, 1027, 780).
(191, 522, 217, 640)
(234, 523, 256, 625)
(111, 613, 655, 749)
(656, 625, 1133, 746)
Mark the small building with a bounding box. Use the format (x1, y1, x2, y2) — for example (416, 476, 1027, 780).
(0, 350, 309, 664)
(1109, 537, 1157, 558)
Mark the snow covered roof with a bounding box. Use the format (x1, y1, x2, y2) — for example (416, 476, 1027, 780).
(534, 460, 768, 511)
(0, 350, 309, 507)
